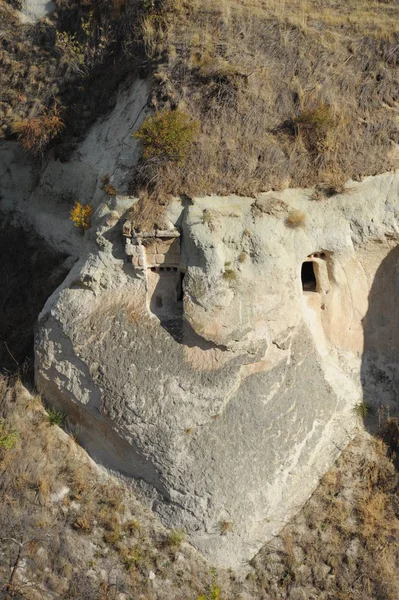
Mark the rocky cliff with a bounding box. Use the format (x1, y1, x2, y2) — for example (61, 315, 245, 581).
(33, 171, 399, 567)
(2, 0, 399, 585)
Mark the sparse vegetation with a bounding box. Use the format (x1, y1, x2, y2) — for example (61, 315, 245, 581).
(123, 519, 140, 534)
(285, 210, 306, 229)
(100, 174, 118, 196)
(165, 528, 185, 549)
(46, 406, 66, 426)
(197, 569, 222, 600)
(55, 31, 86, 76)
(103, 183, 118, 196)
(248, 433, 399, 600)
(0, 377, 229, 599)
(0, 379, 398, 599)
(223, 268, 237, 282)
(354, 400, 374, 419)
(3, 0, 399, 203)
(219, 520, 233, 536)
(10, 103, 65, 155)
(0, 0, 153, 151)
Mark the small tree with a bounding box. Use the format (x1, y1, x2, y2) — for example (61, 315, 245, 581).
(134, 109, 199, 164)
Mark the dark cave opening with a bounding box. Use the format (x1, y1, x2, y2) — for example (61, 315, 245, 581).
(301, 261, 317, 292)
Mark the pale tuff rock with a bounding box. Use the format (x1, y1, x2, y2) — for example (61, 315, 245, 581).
(0, 77, 150, 256)
(35, 171, 399, 567)
(18, 0, 55, 24)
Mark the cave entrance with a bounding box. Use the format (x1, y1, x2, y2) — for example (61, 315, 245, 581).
(147, 268, 185, 343)
(301, 261, 317, 292)
(148, 267, 184, 318)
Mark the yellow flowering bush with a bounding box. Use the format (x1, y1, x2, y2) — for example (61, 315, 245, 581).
(70, 201, 93, 230)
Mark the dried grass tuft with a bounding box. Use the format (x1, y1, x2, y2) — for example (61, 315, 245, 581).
(285, 210, 306, 229)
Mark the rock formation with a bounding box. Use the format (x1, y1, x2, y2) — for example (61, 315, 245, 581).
(0, 76, 150, 256)
(34, 171, 399, 567)
(18, 0, 56, 24)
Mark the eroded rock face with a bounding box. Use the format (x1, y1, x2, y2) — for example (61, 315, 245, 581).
(0, 76, 150, 256)
(35, 172, 399, 567)
(19, 0, 55, 24)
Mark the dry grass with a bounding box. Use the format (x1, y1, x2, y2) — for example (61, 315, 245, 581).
(249, 432, 399, 600)
(0, 377, 231, 600)
(222, 268, 237, 282)
(127, 194, 172, 231)
(235, 0, 399, 36)
(285, 210, 307, 229)
(3, 0, 399, 199)
(130, 0, 399, 202)
(11, 103, 65, 155)
(219, 520, 233, 536)
(0, 0, 150, 151)
(0, 377, 398, 599)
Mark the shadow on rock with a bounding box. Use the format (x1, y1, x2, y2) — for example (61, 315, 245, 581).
(0, 217, 68, 382)
(361, 245, 399, 465)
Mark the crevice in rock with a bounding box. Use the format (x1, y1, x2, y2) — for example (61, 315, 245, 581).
(0, 215, 68, 382)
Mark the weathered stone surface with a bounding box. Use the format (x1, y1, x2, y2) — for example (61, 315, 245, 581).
(19, 0, 55, 23)
(0, 77, 150, 256)
(34, 171, 399, 567)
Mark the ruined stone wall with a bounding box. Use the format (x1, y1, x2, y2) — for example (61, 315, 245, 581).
(123, 225, 184, 319)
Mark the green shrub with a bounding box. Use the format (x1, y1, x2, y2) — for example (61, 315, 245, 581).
(103, 528, 123, 545)
(123, 519, 141, 534)
(354, 401, 374, 419)
(46, 407, 66, 426)
(134, 109, 199, 163)
(197, 585, 222, 600)
(165, 528, 185, 548)
(122, 546, 145, 571)
(0, 419, 18, 451)
(55, 31, 86, 75)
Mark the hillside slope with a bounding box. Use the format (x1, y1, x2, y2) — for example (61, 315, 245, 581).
(2, 0, 399, 198)
(0, 378, 398, 599)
